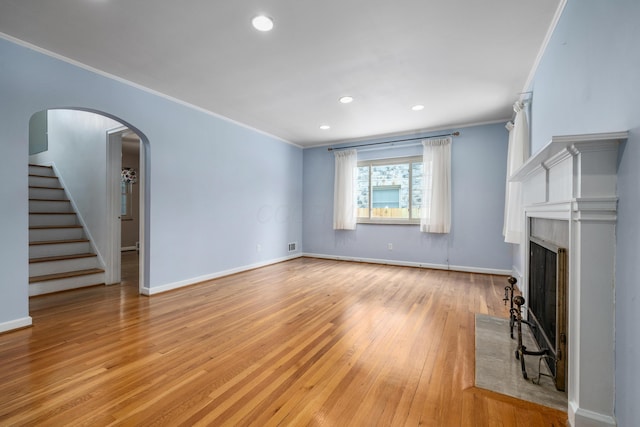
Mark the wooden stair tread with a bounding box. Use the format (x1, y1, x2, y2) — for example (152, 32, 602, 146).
(30, 253, 97, 263)
(29, 198, 70, 202)
(29, 164, 52, 168)
(28, 174, 58, 179)
(30, 238, 89, 246)
(29, 268, 104, 283)
(29, 185, 64, 190)
(29, 225, 83, 230)
(29, 212, 76, 215)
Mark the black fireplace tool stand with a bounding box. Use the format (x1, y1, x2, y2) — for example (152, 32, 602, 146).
(503, 277, 554, 383)
(503, 276, 533, 339)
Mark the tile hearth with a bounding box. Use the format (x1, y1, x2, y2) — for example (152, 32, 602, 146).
(475, 314, 567, 411)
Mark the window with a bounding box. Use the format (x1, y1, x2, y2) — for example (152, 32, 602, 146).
(357, 156, 424, 224)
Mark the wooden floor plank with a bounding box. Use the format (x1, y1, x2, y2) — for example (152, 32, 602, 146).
(0, 256, 568, 426)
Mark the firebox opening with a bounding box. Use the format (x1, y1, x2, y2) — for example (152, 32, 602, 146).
(528, 236, 567, 391)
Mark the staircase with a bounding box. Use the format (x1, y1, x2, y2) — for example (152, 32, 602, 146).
(29, 164, 105, 296)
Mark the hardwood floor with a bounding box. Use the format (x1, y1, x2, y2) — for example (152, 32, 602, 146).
(1, 258, 567, 426)
(120, 250, 139, 288)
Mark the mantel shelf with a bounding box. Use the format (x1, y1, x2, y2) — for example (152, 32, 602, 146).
(510, 131, 628, 182)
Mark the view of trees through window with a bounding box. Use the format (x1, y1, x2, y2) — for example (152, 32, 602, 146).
(356, 156, 425, 223)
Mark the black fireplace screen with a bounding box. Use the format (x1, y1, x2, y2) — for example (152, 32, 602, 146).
(528, 236, 567, 391)
(529, 240, 557, 354)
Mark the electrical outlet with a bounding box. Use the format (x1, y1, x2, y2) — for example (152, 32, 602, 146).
(256, 244, 262, 252)
(388, 243, 393, 250)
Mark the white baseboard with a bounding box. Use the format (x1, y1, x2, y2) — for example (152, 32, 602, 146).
(0, 316, 33, 334)
(569, 400, 617, 427)
(140, 253, 510, 296)
(512, 265, 523, 281)
(141, 254, 303, 296)
(302, 253, 512, 276)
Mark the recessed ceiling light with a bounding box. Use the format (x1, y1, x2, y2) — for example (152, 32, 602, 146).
(252, 15, 274, 32)
(412, 104, 425, 111)
(320, 125, 331, 130)
(339, 96, 354, 104)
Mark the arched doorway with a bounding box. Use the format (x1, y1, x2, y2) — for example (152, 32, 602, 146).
(28, 108, 149, 295)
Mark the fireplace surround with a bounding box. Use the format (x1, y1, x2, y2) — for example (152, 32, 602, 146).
(511, 131, 628, 427)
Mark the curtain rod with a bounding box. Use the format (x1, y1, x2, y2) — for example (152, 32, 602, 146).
(327, 131, 460, 151)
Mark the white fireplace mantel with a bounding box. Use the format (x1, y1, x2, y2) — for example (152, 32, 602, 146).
(512, 131, 628, 427)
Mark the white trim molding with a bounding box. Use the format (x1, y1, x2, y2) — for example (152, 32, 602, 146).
(521, 0, 568, 93)
(303, 253, 512, 276)
(141, 254, 302, 296)
(141, 253, 512, 296)
(0, 316, 33, 334)
(512, 131, 628, 427)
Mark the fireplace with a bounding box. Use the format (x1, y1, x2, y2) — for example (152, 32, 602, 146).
(511, 131, 627, 427)
(527, 236, 567, 391)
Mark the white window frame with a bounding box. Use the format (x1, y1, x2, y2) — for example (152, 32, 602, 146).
(357, 155, 423, 225)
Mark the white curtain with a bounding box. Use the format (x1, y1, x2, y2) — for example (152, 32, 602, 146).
(503, 101, 529, 244)
(420, 137, 451, 233)
(333, 149, 358, 230)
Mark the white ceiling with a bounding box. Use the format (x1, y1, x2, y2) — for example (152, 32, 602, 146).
(0, 0, 562, 147)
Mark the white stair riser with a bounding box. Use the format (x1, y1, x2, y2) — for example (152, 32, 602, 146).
(29, 227, 85, 241)
(29, 241, 91, 258)
(29, 187, 66, 200)
(28, 176, 60, 187)
(29, 200, 73, 213)
(29, 273, 105, 296)
(28, 166, 56, 177)
(29, 214, 77, 227)
(29, 256, 100, 276)
(26, 166, 105, 297)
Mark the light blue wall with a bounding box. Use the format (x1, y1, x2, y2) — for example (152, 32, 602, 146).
(0, 37, 302, 326)
(528, 0, 640, 424)
(303, 123, 512, 272)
